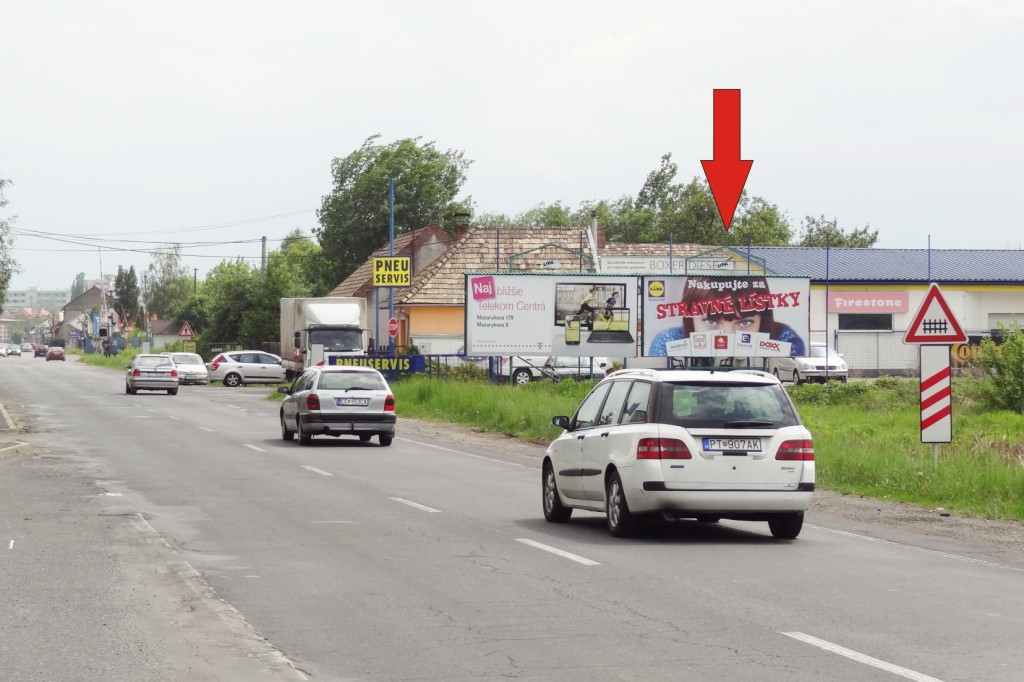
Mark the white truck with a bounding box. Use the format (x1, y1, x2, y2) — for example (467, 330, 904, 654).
(280, 297, 367, 378)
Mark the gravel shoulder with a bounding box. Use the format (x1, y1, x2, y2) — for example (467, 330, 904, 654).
(401, 416, 1024, 557)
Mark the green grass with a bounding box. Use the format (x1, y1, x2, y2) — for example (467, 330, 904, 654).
(393, 375, 1024, 523)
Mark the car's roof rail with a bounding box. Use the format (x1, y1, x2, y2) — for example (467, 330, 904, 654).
(730, 369, 777, 380)
(606, 367, 660, 379)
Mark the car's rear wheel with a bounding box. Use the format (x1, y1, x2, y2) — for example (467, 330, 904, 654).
(768, 512, 804, 539)
(125, 382, 131, 395)
(358, 434, 372, 442)
(378, 434, 393, 446)
(606, 472, 636, 537)
(223, 372, 243, 387)
(542, 462, 572, 522)
(297, 419, 311, 445)
(168, 388, 178, 396)
(280, 412, 293, 441)
(512, 368, 533, 384)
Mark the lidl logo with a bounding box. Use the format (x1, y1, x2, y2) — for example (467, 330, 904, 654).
(647, 280, 665, 298)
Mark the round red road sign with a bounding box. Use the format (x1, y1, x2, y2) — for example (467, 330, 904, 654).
(387, 318, 399, 337)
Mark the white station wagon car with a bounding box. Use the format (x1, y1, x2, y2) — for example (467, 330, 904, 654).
(542, 368, 815, 538)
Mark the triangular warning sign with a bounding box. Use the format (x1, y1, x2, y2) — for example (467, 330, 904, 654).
(177, 321, 195, 339)
(903, 283, 967, 344)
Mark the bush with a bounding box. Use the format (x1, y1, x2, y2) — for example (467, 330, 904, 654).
(974, 324, 1024, 414)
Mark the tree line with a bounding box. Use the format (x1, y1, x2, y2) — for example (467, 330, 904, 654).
(3, 135, 877, 346)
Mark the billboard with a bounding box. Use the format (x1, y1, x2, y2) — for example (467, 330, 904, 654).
(465, 274, 639, 357)
(641, 275, 810, 358)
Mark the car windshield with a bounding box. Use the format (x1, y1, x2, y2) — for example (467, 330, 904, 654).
(808, 345, 829, 358)
(171, 354, 203, 365)
(659, 382, 799, 429)
(308, 329, 363, 352)
(319, 372, 386, 391)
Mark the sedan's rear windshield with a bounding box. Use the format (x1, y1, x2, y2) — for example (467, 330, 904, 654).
(658, 382, 799, 429)
(319, 372, 387, 391)
(171, 354, 204, 365)
(136, 356, 171, 367)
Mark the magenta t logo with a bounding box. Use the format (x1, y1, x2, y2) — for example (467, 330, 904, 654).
(471, 276, 496, 300)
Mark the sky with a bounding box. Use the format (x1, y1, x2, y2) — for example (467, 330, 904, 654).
(3, 0, 1023, 291)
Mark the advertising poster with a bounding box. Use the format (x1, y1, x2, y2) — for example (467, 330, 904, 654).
(642, 275, 810, 358)
(465, 274, 638, 357)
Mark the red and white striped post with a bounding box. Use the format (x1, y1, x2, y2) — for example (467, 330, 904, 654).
(920, 345, 952, 447)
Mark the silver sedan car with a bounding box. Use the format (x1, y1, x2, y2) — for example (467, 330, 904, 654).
(162, 352, 209, 385)
(278, 365, 396, 446)
(126, 354, 180, 395)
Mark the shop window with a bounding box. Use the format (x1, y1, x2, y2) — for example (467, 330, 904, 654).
(838, 313, 892, 331)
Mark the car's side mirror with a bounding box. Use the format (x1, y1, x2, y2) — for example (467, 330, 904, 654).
(277, 386, 291, 395)
(552, 415, 570, 430)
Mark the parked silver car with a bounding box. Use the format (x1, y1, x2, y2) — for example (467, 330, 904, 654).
(768, 342, 848, 384)
(161, 352, 209, 385)
(278, 365, 396, 446)
(207, 350, 286, 387)
(126, 354, 179, 395)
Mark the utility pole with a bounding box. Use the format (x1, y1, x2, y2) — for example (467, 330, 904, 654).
(194, 268, 198, 294)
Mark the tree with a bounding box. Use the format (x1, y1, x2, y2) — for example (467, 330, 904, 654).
(0, 177, 20, 304)
(113, 265, 142, 331)
(70, 272, 86, 299)
(144, 245, 192, 319)
(316, 135, 472, 287)
(796, 215, 879, 247)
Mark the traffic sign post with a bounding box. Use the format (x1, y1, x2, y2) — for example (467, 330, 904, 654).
(177, 321, 195, 341)
(387, 317, 399, 338)
(903, 283, 967, 464)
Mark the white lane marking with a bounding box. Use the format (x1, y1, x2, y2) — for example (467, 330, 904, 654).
(391, 497, 441, 513)
(302, 465, 333, 477)
(808, 524, 1023, 571)
(398, 437, 527, 467)
(0, 401, 16, 430)
(8, 540, 13, 550)
(783, 632, 945, 682)
(244, 444, 267, 453)
(168, 415, 181, 420)
(104, 492, 123, 497)
(516, 538, 601, 566)
(198, 426, 215, 433)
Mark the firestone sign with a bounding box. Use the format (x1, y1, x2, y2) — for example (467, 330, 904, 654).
(828, 292, 908, 313)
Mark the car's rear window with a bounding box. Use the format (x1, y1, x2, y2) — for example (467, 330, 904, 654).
(137, 356, 169, 367)
(658, 382, 799, 428)
(319, 372, 387, 391)
(172, 354, 204, 365)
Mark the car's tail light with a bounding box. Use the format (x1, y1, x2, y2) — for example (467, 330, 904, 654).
(170, 370, 178, 378)
(776, 439, 815, 461)
(384, 395, 395, 412)
(211, 355, 224, 371)
(306, 393, 321, 410)
(637, 438, 691, 460)
(132, 369, 141, 377)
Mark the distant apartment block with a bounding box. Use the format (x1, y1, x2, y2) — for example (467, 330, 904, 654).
(4, 286, 70, 311)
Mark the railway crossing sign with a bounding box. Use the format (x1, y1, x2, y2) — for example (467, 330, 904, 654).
(903, 283, 967, 344)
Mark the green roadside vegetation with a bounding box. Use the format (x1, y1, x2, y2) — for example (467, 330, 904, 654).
(75, 337, 1024, 523)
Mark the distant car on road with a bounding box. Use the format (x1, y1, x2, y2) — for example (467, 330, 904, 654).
(161, 352, 209, 385)
(496, 356, 610, 384)
(278, 365, 396, 446)
(126, 354, 179, 395)
(21, 343, 33, 356)
(46, 346, 66, 361)
(207, 350, 286, 387)
(8, 344, 21, 356)
(34, 344, 49, 358)
(768, 342, 848, 384)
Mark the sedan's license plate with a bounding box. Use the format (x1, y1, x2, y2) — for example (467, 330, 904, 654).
(703, 437, 762, 452)
(336, 397, 370, 407)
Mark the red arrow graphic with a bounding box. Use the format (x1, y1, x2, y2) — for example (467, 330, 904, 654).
(701, 89, 753, 231)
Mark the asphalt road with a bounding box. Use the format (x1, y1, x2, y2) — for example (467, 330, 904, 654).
(2, 354, 1023, 681)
